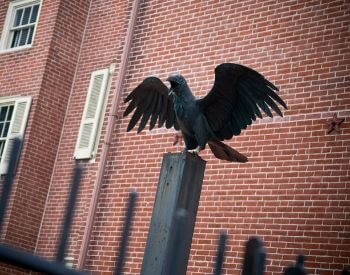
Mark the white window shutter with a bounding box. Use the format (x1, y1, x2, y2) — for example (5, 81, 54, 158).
(0, 97, 31, 175)
(74, 69, 109, 159)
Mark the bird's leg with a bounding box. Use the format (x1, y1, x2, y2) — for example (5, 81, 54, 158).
(187, 146, 201, 155)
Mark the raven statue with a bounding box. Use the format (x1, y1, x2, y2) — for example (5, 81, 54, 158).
(123, 63, 287, 162)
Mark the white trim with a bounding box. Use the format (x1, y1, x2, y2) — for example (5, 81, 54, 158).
(0, 44, 32, 54)
(0, 98, 16, 105)
(0, 0, 42, 52)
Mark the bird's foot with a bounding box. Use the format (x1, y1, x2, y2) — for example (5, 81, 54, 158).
(187, 147, 200, 155)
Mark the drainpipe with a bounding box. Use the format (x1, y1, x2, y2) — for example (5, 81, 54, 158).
(77, 0, 141, 268)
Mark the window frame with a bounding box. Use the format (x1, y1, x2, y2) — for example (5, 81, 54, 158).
(0, 103, 15, 162)
(0, 0, 42, 53)
(0, 96, 31, 175)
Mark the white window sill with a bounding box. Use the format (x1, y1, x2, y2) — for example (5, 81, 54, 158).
(0, 44, 33, 54)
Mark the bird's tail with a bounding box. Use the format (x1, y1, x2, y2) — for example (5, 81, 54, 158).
(208, 140, 248, 163)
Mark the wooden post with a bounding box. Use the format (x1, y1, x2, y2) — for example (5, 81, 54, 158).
(140, 152, 206, 275)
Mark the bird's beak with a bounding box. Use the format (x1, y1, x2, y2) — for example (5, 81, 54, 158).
(167, 77, 174, 96)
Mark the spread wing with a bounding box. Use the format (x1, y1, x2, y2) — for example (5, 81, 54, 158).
(123, 76, 179, 133)
(197, 63, 287, 140)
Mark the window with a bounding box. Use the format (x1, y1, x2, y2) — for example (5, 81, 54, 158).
(0, 104, 15, 162)
(0, 0, 41, 52)
(0, 97, 31, 174)
(74, 69, 111, 160)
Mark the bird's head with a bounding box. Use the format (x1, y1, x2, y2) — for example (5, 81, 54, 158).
(167, 74, 185, 96)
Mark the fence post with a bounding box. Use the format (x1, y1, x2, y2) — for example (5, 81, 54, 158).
(140, 152, 206, 275)
(242, 237, 266, 275)
(0, 138, 21, 235)
(213, 232, 228, 275)
(114, 191, 138, 275)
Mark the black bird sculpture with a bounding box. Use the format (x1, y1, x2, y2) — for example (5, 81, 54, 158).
(123, 63, 287, 162)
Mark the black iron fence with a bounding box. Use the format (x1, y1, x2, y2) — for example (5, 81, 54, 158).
(0, 138, 347, 275)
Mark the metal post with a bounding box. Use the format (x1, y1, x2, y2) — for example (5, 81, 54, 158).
(242, 237, 266, 275)
(163, 208, 189, 275)
(114, 191, 138, 275)
(56, 165, 83, 262)
(213, 232, 228, 275)
(141, 152, 206, 275)
(0, 138, 21, 235)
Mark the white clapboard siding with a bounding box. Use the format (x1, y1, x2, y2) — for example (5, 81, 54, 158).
(74, 68, 109, 159)
(0, 97, 31, 175)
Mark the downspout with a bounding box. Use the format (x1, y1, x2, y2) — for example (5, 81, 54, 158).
(77, 0, 141, 268)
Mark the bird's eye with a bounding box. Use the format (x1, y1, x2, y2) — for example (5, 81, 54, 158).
(170, 81, 178, 88)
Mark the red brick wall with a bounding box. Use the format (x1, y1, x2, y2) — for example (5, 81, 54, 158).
(0, 0, 89, 273)
(16, 0, 350, 275)
(34, 0, 131, 262)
